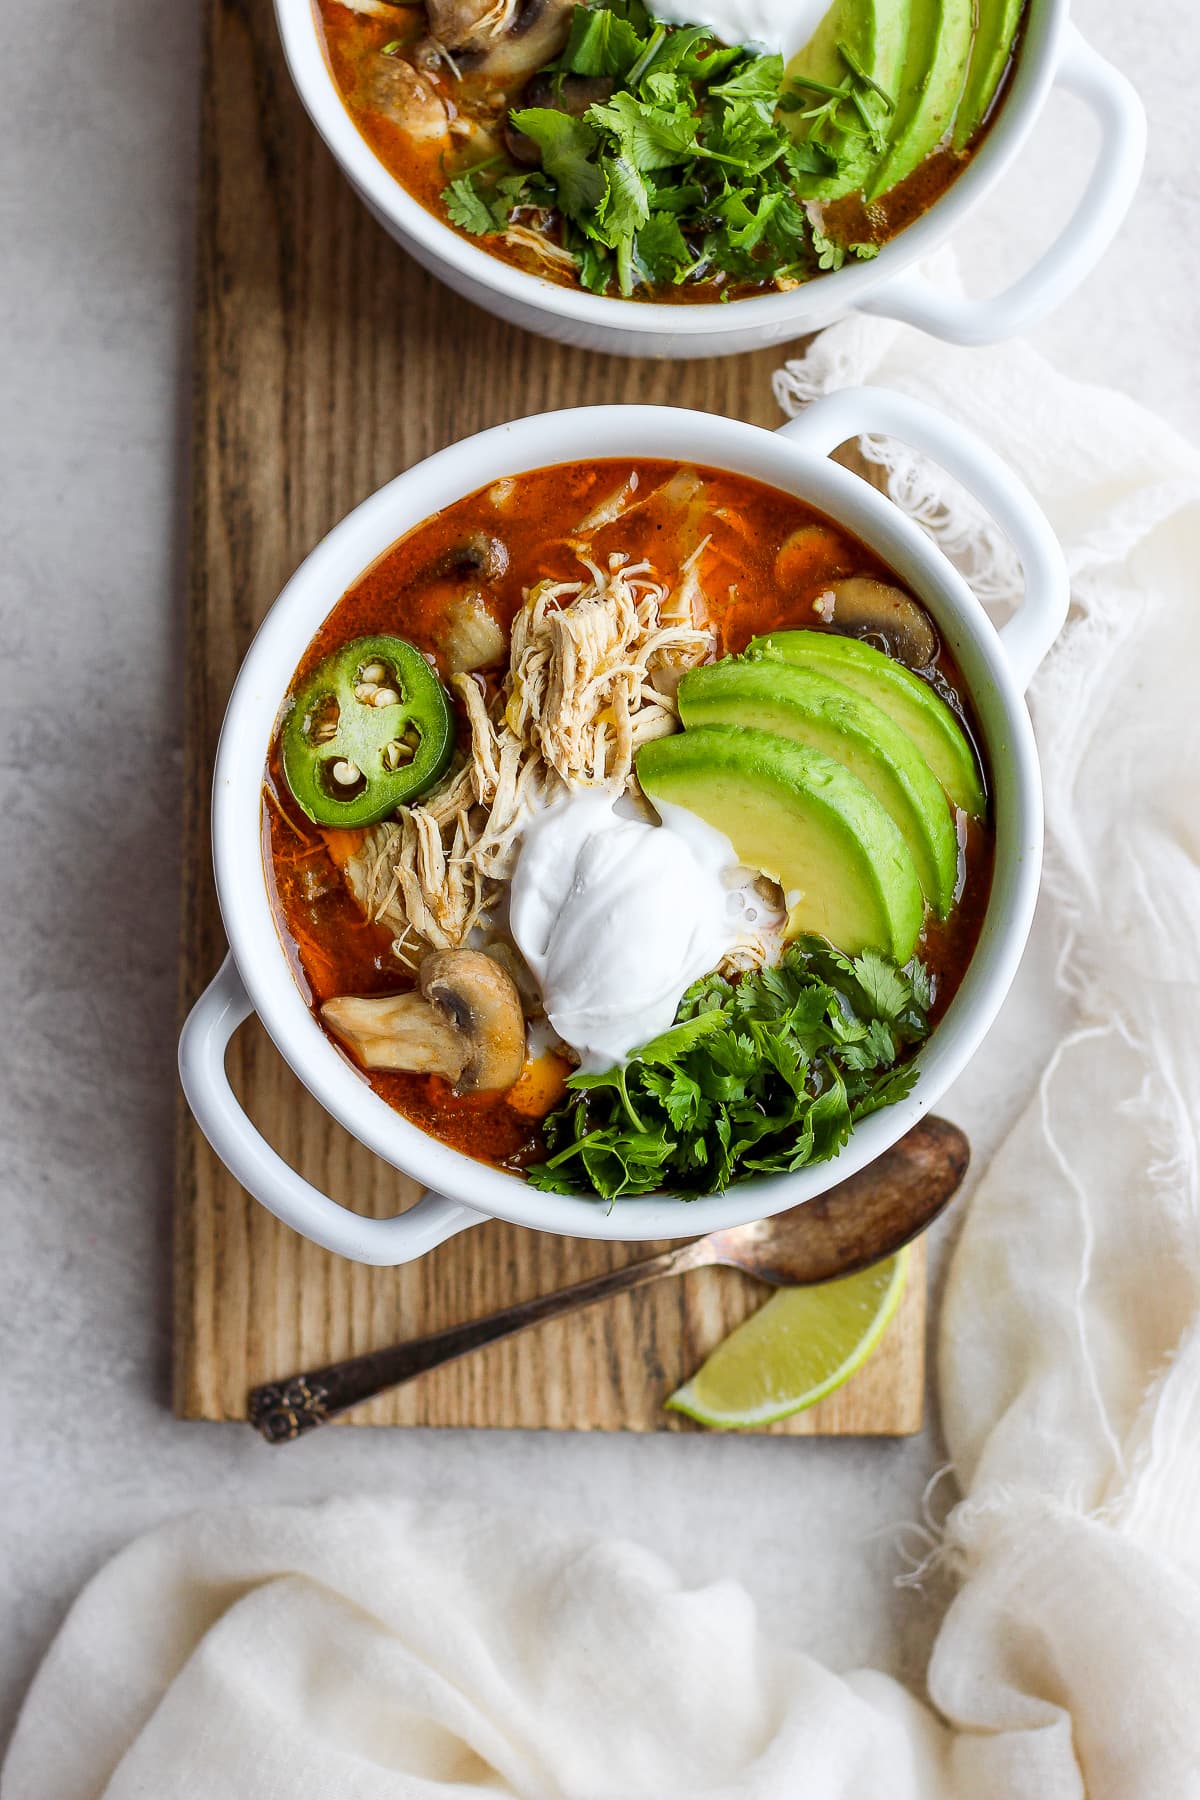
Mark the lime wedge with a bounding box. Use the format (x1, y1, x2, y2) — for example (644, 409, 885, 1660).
(666, 1249, 909, 1430)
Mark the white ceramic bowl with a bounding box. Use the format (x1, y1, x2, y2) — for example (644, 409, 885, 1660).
(179, 387, 1069, 1264)
(274, 0, 1143, 358)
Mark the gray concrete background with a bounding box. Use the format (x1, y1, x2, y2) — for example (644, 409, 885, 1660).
(2, 0, 1196, 1752)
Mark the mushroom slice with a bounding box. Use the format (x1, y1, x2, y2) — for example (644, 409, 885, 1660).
(434, 593, 507, 673)
(321, 991, 469, 1079)
(425, 0, 514, 44)
(321, 949, 526, 1094)
(419, 948, 526, 1092)
(426, 0, 574, 81)
(773, 523, 849, 592)
(816, 577, 938, 670)
(433, 532, 509, 583)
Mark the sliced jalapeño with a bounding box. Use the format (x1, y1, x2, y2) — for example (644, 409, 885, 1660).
(281, 634, 454, 827)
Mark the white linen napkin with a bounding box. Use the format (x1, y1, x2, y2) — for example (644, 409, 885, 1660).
(7, 266, 1200, 1797)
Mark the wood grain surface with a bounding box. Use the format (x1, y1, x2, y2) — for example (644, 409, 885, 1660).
(173, 0, 926, 1433)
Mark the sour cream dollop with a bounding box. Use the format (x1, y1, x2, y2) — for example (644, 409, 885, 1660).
(646, 0, 829, 61)
(509, 792, 753, 1072)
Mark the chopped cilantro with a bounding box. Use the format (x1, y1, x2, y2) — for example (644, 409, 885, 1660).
(560, 0, 650, 76)
(781, 45, 894, 176)
(437, 0, 889, 297)
(508, 108, 607, 214)
(835, 38, 895, 110)
(707, 52, 785, 104)
(587, 87, 699, 166)
(525, 937, 933, 1200)
(810, 221, 846, 271)
(634, 209, 690, 281)
(442, 174, 502, 236)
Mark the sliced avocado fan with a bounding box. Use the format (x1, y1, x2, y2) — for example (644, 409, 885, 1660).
(748, 630, 986, 819)
(783, 0, 911, 201)
(866, 0, 974, 198)
(676, 658, 960, 916)
(636, 725, 925, 963)
(952, 0, 1026, 151)
(784, 0, 1022, 205)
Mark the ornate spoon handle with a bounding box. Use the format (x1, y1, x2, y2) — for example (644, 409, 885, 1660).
(248, 1237, 715, 1442)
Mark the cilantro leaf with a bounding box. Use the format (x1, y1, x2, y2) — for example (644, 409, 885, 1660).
(908, 958, 935, 1012)
(598, 152, 649, 237)
(632, 210, 689, 282)
(849, 948, 913, 1021)
(526, 940, 933, 1200)
(810, 221, 846, 271)
(718, 187, 786, 251)
(442, 175, 501, 236)
(709, 52, 784, 104)
(651, 25, 741, 81)
(560, 0, 648, 77)
(586, 88, 698, 170)
(508, 108, 605, 214)
(785, 139, 839, 177)
(634, 1008, 726, 1064)
(641, 1063, 705, 1131)
(577, 240, 612, 291)
(592, 152, 651, 292)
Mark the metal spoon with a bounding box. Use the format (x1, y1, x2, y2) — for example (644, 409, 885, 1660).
(248, 1116, 969, 1442)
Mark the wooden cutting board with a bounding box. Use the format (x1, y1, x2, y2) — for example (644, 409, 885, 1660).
(173, 0, 926, 1433)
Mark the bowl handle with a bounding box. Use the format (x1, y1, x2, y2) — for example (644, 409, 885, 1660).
(178, 954, 485, 1266)
(777, 386, 1069, 688)
(859, 24, 1145, 345)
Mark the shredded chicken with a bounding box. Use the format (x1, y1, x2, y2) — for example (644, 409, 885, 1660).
(569, 466, 700, 545)
(505, 558, 710, 786)
(502, 224, 579, 274)
(718, 941, 773, 978)
(572, 468, 640, 535)
(651, 533, 713, 699)
(338, 553, 714, 965)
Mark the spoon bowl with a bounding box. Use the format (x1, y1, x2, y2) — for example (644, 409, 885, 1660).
(703, 1115, 970, 1287)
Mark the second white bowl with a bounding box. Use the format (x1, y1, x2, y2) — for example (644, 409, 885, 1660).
(274, 0, 1143, 358)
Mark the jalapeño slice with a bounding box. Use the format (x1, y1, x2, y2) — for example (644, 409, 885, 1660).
(281, 634, 454, 827)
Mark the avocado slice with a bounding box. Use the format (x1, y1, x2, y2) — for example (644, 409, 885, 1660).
(866, 0, 973, 198)
(748, 630, 985, 818)
(952, 0, 1025, 151)
(636, 725, 925, 962)
(783, 0, 910, 201)
(677, 660, 959, 916)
